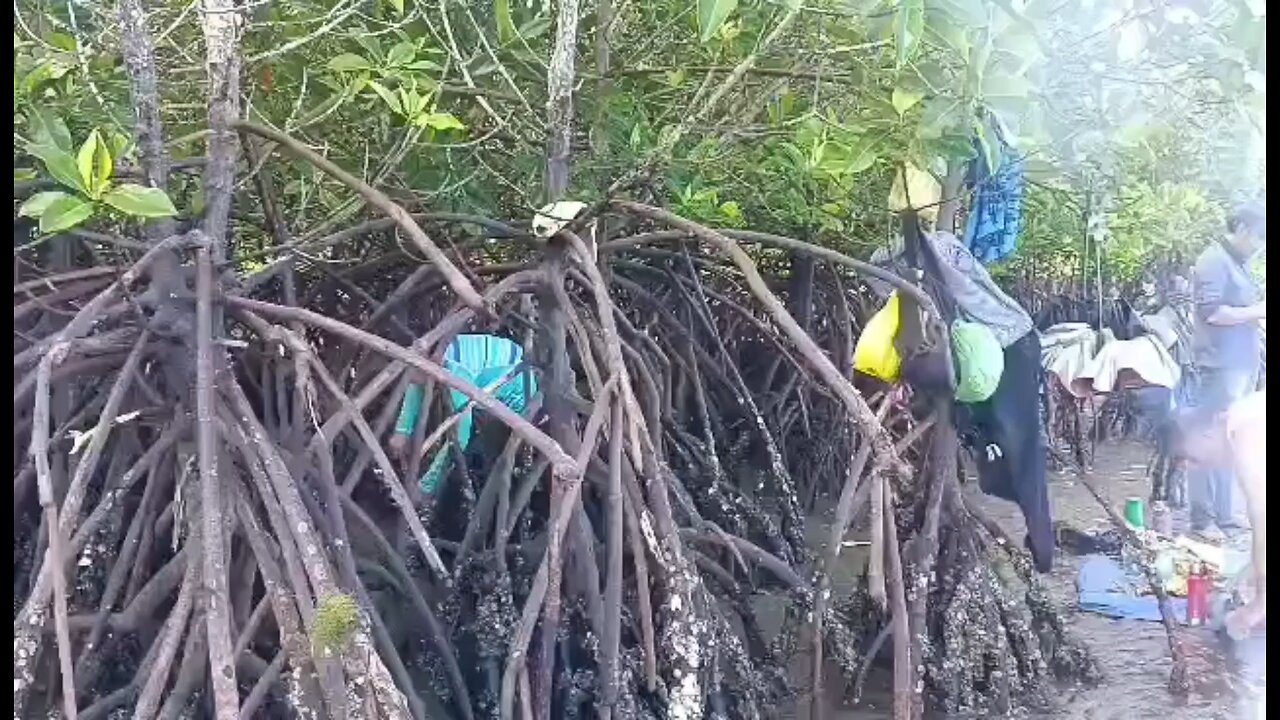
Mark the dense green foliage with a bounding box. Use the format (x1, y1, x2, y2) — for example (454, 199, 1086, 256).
(14, 0, 1267, 277)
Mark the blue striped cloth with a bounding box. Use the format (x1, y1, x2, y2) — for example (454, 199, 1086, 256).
(964, 136, 1025, 264)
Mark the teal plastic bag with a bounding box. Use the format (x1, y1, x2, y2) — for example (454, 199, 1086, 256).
(396, 335, 537, 494)
(394, 383, 425, 436)
(445, 335, 535, 448)
(951, 320, 1004, 403)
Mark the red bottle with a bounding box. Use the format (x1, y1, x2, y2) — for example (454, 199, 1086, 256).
(1185, 565, 1209, 626)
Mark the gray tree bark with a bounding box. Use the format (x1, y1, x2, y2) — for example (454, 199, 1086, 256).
(544, 0, 582, 200)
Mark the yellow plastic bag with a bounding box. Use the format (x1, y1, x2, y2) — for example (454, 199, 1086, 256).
(854, 292, 903, 382)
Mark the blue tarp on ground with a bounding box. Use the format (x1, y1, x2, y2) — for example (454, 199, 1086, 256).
(1076, 554, 1189, 623)
(1076, 554, 1267, 640)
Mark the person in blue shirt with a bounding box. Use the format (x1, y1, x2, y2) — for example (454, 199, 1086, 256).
(1188, 202, 1266, 540)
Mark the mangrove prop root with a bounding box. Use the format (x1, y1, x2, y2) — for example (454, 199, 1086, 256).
(13, 139, 1100, 719)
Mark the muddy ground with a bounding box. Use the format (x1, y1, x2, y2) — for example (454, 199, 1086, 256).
(801, 440, 1264, 720)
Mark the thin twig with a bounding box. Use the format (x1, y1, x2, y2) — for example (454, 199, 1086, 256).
(233, 121, 487, 311)
(1076, 472, 1189, 693)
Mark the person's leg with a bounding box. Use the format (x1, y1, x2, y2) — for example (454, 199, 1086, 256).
(1133, 386, 1172, 440)
(1189, 369, 1231, 532)
(1189, 475, 1217, 531)
(1215, 368, 1258, 531)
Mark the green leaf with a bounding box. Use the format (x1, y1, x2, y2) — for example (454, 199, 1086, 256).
(107, 132, 132, 162)
(415, 112, 466, 131)
(77, 129, 113, 198)
(27, 109, 73, 151)
(894, 0, 925, 66)
(920, 133, 976, 163)
(892, 87, 924, 117)
(102, 183, 180, 218)
(353, 34, 383, 61)
(495, 0, 519, 44)
(14, 168, 38, 182)
(924, 12, 970, 60)
(365, 80, 403, 113)
(927, 0, 988, 26)
(718, 200, 744, 224)
(767, 90, 797, 125)
(916, 96, 963, 139)
(964, 34, 990, 96)
(813, 132, 884, 177)
(973, 118, 1001, 171)
(981, 73, 1031, 101)
(698, 0, 738, 42)
(517, 16, 551, 40)
(385, 0, 404, 14)
(776, 141, 809, 172)
(386, 41, 416, 68)
(47, 32, 77, 52)
(328, 53, 373, 72)
(888, 163, 941, 212)
(18, 191, 71, 219)
(992, 25, 1042, 73)
(808, 140, 827, 171)
(22, 60, 72, 96)
(406, 59, 444, 72)
(38, 195, 95, 234)
(27, 143, 87, 194)
(398, 88, 416, 116)
(845, 134, 884, 174)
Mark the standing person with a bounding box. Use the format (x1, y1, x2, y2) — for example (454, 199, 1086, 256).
(1171, 391, 1266, 639)
(1189, 203, 1266, 540)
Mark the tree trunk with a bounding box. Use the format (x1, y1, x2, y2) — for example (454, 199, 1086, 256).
(200, 0, 245, 261)
(544, 0, 581, 200)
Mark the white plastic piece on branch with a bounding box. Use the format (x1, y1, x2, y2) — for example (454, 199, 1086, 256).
(532, 200, 587, 239)
(68, 411, 142, 455)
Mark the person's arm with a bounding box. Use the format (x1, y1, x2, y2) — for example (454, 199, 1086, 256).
(1206, 302, 1266, 326)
